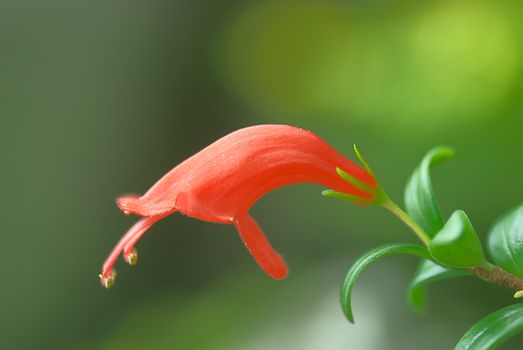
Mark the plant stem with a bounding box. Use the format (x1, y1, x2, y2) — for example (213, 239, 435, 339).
(374, 191, 523, 295)
(381, 198, 431, 247)
(470, 267, 523, 294)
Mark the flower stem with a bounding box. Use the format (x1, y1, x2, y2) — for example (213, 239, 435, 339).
(380, 196, 431, 247)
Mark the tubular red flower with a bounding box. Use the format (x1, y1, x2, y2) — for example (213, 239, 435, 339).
(100, 124, 376, 287)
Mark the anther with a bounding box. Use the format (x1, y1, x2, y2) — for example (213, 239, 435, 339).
(125, 248, 138, 266)
(99, 269, 117, 289)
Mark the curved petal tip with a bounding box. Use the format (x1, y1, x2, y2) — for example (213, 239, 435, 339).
(117, 195, 141, 215)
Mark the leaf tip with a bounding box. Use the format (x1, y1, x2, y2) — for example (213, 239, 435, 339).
(342, 305, 355, 324)
(407, 288, 428, 313)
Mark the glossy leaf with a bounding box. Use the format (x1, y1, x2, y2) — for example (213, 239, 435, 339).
(408, 259, 472, 311)
(429, 210, 486, 268)
(340, 243, 431, 323)
(455, 303, 523, 350)
(487, 203, 523, 278)
(404, 146, 454, 236)
(404, 147, 454, 310)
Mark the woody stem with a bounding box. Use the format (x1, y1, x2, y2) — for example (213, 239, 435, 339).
(470, 267, 523, 294)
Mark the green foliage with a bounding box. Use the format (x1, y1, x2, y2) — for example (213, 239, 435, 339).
(404, 147, 467, 310)
(401, 149, 523, 348)
(487, 203, 523, 278)
(455, 304, 523, 350)
(408, 259, 472, 311)
(340, 243, 431, 323)
(404, 146, 454, 236)
(395, 147, 523, 348)
(428, 210, 487, 268)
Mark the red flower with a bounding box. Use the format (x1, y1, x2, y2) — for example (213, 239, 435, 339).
(100, 124, 376, 287)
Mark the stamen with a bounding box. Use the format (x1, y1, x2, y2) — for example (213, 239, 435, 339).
(100, 214, 168, 288)
(125, 248, 138, 266)
(234, 214, 288, 280)
(99, 269, 117, 288)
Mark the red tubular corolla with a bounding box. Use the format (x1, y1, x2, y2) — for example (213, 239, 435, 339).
(100, 124, 376, 287)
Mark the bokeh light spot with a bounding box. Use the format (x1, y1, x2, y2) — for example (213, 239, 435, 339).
(411, 0, 519, 123)
(216, 1, 367, 117)
(216, 1, 521, 132)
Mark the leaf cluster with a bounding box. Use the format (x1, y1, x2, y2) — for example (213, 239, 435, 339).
(339, 147, 523, 349)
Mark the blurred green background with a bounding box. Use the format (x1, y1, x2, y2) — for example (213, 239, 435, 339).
(1, 0, 522, 349)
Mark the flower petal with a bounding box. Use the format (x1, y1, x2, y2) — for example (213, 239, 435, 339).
(234, 214, 288, 280)
(119, 125, 376, 222)
(117, 194, 174, 217)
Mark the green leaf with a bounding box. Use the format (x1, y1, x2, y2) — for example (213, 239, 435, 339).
(404, 147, 454, 311)
(487, 203, 523, 278)
(429, 210, 487, 268)
(340, 243, 431, 324)
(408, 259, 472, 311)
(455, 303, 523, 350)
(404, 146, 454, 236)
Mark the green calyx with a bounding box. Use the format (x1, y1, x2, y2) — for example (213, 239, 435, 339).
(353, 144, 375, 178)
(322, 145, 387, 206)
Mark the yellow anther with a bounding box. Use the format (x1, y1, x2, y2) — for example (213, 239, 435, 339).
(99, 270, 117, 289)
(125, 249, 138, 266)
